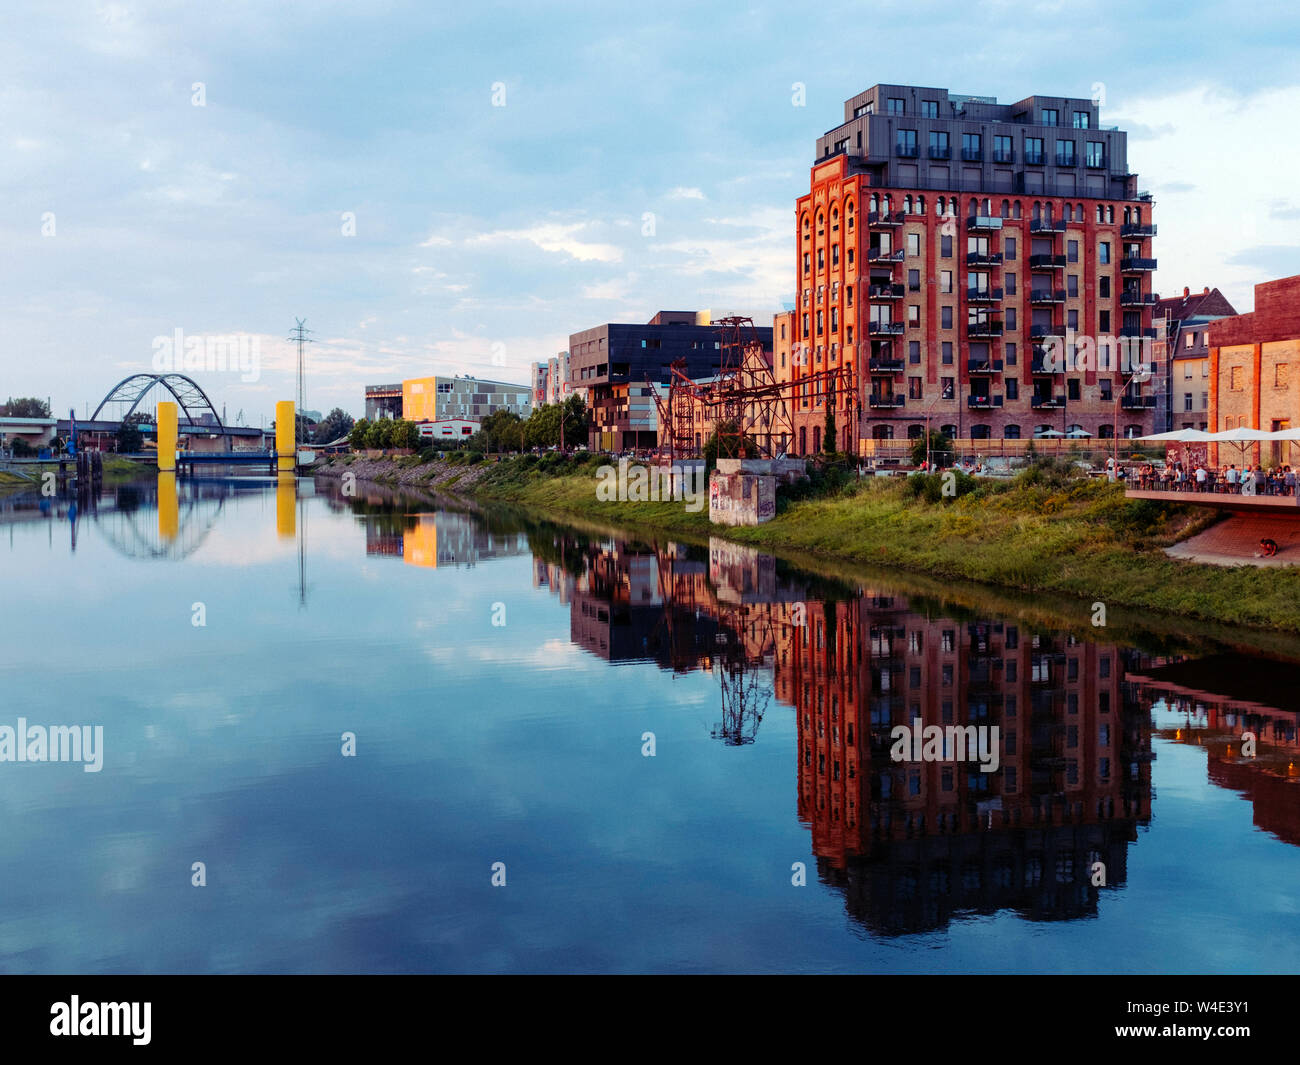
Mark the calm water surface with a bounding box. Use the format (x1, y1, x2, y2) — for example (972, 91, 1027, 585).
(2, 473, 1300, 974)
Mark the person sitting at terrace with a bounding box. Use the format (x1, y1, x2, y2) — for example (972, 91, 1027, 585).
(1226, 465, 1239, 492)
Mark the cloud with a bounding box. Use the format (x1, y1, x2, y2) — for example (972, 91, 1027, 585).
(467, 222, 623, 263)
(668, 186, 705, 200)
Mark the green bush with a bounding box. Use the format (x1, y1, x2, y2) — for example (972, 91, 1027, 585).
(902, 470, 980, 503)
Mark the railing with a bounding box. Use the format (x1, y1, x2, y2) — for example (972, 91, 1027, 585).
(967, 287, 1003, 302)
(1029, 254, 1066, 268)
(929, 145, 951, 160)
(869, 248, 905, 263)
(967, 358, 1005, 373)
(992, 149, 1014, 164)
(1029, 219, 1066, 234)
(1120, 394, 1157, 409)
(967, 215, 1003, 230)
(1024, 151, 1045, 166)
(1031, 394, 1067, 408)
(1118, 327, 1158, 339)
(869, 395, 905, 408)
(895, 143, 919, 158)
(868, 357, 905, 371)
(868, 321, 905, 335)
(1120, 223, 1157, 238)
(1121, 257, 1158, 271)
(867, 211, 903, 226)
(966, 251, 1003, 266)
(961, 148, 983, 162)
(1120, 291, 1158, 306)
(868, 283, 905, 299)
(1030, 289, 1067, 304)
(1029, 324, 1067, 339)
(967, 320, 1005, 337)
(967, 395, 1003, 409)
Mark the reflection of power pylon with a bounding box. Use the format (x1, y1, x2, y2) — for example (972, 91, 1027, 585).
(712, 608, 776, 746)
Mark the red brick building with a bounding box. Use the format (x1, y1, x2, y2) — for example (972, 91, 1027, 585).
(779, 83, 1160, 457)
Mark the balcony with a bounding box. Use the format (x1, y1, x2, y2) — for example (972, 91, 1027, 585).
(992, 148, 1014, 164)
(1121, 257, 1158, 272)
(867, 211, 903, 227)
(967, 395, 1003, 409)
(967, 319, 1004, 337)
(868, 282, 904, 299)
(869, 394, 905, 408)
(868, 356, 904, 372)
(966, 251, 1003, 267)
(1029, 253, 1066, 269)
(1120, 394, 1157, 410)
(1030, 288, 1067, 304)
(1118, 326, 1158, 339)
(1032, 393, 1067, 409)
(868, 321, 905, 336)
(967, 215, 1003, 231)
(1029, 323, 1067, 339)
(961, 147, 983, 162)
(967, 358, 1005, 374)
(895, 143, 919, 159)
(1029, 219, 1066, 235)
(1024, 151, 1045, 166)
(967, 286, 1003, 303)
(1120, 223, 1157, 238)
(1120, 291, 1158, 307)
(929, 145, 951, 160)
(1030, 354, 1064, 374)
(868, 247, 905, 263)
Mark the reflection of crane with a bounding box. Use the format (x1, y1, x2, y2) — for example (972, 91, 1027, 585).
(712, 607, 777, 746)
(91, 491, 226, 560)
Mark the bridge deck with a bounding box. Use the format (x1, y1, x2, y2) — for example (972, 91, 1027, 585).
(1125, 488, 1300, 514)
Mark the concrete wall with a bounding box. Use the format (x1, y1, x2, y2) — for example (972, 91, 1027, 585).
(709, 470, 777, 526)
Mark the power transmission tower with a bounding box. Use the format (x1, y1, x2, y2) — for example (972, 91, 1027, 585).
(287, 318, 314, 449)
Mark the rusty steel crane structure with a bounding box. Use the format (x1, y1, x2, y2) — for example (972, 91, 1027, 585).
(649, 316, 859, 461)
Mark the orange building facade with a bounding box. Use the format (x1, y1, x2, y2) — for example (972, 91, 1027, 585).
(1209, 274, 1300, 468)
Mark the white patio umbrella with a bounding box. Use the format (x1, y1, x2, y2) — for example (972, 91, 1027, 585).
(1065, 427, 1093, 438)
(1034, 428, 1065, 437)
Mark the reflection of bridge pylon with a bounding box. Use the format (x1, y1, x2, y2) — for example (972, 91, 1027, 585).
(712, 607, 777, 747)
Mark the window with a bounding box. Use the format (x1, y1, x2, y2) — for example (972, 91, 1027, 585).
(941, 270, 953, 294)
(909, 340, 921, 364)
(929, 130, 950, 159)
(1067, 239, 1079, 263)
(1068, 309, 1079, 329)
(908, 268, 920, 291)
(1099, 241, 1111, 264)
(1005, 236, 1016, 261)
(1024, 137, 1044, 165)
(921, 99, 938, 118)
(908, 304, 920, 326)
(1099, 310, 1110, 332)
(887, 97, 904, 114)
(1073, 111, 1090, 129)
(1005, 342, 1017, 366)
(1067, 378, 1080, 400)
(941, 235, 953, 257)
(941, 306, 953, 329)
(941, 377, 954, 400)
(1098, 275, 1110, 298)
(1005, 379, 1018, 400)
(1056, 139, 1076, 166)
(962, 132, 982, 161)
(1041, 108, 1058, 126)
(907, 233, 921, 256)
(942, 342, 953, 365)
(1277, 364, 1291, 388)
(895, 128, 918, 156)
(993, 135, 1013, 163)
(1100, 379, 1112, 401)
(1068, 275, 1079, 298)
(1086, 140, 1105, 167)
(909, 376, 923, 399)
(1230, 366, 1244, 390)
(1006, 307, 1016, 330)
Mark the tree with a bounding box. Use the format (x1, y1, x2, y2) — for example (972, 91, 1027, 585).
(116, 420, 143, 453)
(910, 429, 953, 468)
(561, 394, 586, 449)
(316, 408, 355, 444)
(349, 418, 371, 450)
(823, 404, 837, 455)
(704, 421, 758, 466)
(0, 397, 51, 418)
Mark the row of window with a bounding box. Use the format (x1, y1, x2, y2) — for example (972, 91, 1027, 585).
(802, 197, 1143, 233)
(895, 130, 1105, 167)
(858, 98, 1093, 130)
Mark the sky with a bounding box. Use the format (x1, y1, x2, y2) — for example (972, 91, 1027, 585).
(2, 0, 1299, 428)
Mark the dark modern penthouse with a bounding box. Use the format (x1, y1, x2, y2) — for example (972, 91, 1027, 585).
(569, 311, 773, 451)
(814, 83, 1138, 200)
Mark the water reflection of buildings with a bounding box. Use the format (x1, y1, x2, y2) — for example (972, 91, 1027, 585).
(531, 528, 1163, 932)
(1134, 656, 1300, 845)
(362, 510, 528, 569)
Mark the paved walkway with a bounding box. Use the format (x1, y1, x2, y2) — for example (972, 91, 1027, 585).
(1166, 514, 1300, 567)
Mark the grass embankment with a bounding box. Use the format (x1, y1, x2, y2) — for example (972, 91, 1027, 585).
(452, 451, 1300, 633)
